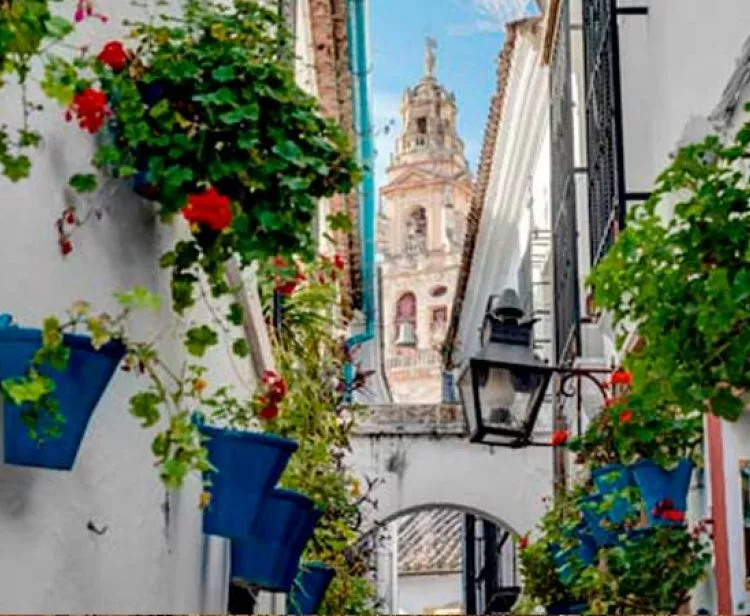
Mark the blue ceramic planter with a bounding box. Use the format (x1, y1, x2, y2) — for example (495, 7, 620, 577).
(136, 80, 168, 107)
(592, 463, 636, 525)
(231, 489, 321, 592)
(630, 457, 694, 527)
(287, 562, 336, 615)
(201, 426, 298, 539)
(0, 318, 125, 469)
(580, 494, 617, 547)
(551, 531, 596, 587)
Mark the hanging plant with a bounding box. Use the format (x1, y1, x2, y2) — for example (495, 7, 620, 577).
(0, 286, 274, 488)
(588, 111, 750, 421)
(43, 0, 360, 314)
(0, 0, 90, 180)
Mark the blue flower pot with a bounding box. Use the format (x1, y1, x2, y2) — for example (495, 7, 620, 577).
(580, 494, 617, 547)
(201, 426, 298, 539)
(0, 318, 125, 470)
(573, 526, 598, 566)
(629, 457, 694, 527)
(546, 601, 588, 615)
(287, 562, 336, 615)
(592, 463, 636, 525)
(136, 80, 168, 107)
(551, 532, 596, 587)
(231, 489, 321, 592)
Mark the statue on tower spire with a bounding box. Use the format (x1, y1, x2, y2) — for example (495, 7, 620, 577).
(425, 37, 437, 78)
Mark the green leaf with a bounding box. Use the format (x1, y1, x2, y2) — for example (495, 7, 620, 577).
(232, 338, 249, 358)
(115, 286, 162, 312)
(129, 391, 162, 428)
(2, 373, 55, 405)
(212, 66, 236, 82)
(327, 211, 354, 233)
(184, 325, 219, 357)
(45, 16, 74, 39)
(69, 173, 98, 193)
(227, 302, 244, 326)
(2, 155, 32, 181)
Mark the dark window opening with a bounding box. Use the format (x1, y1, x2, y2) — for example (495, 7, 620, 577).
(417, 117, 427, 134)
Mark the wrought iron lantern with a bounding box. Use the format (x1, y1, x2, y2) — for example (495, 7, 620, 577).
(458, 289, 554, 447)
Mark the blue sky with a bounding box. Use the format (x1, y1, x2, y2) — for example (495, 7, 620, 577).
(369, 1, 527, 186)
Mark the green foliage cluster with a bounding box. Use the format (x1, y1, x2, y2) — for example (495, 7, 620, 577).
(257, 269, 378, 614)
(44, 0, 360, 315)
(589, 111, 750, 422)
(0, 0, 75, 180)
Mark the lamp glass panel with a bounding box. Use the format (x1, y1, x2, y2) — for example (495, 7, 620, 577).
(478, 365, 545, 430)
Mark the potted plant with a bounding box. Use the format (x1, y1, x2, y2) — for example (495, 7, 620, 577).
(602, 525, 711, 613)
(0, 310, 125, 469)
(606, 385, 701, 528)
(44, 0, 361, 316)
(231, 489, 322, 592)
(287, 562, 337, 616)
(199, 421, 299, 539)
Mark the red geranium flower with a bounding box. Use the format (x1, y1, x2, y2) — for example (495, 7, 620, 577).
(262, 370, 287, 402)
(333, 253, 345, 271)
(653, 498, 685, 523)
(551, 430, 570, 447)
(518, 534, 529, 550)
(182, 187, 233, 231)
(619, 409, 633, 423)
(609, 369, 633, 387)
(97, 41, 129, 71)
(258, 398, 279, 420)
(66, 88, 110, 134)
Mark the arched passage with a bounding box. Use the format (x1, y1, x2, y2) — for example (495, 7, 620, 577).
(360, 503, 522, 615)
(349, 424, 552, 539)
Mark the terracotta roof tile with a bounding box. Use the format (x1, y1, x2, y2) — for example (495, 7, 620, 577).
(398, 509, 463, 574)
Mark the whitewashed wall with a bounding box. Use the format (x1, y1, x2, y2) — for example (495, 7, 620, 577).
(349, 433, 551, 537)
(398, 572, 461, 614)
(0, 1, 281, 610)
(567, 1, 750, 611)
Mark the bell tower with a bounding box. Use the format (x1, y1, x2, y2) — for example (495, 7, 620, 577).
(378, 39, 473, 404)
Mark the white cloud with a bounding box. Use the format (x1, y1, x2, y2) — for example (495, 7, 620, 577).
(372, 90, 402, 192)
(448, 0, 537, 36)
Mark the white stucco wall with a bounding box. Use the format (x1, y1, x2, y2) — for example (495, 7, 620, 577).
(0, 1, 293, 610)
(398, 572, 461, 614)
(567, 2, 750, 611)
(349, 434, 552, 536)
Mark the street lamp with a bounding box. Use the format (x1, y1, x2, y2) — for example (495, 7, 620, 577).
(457, 289, 555, 448)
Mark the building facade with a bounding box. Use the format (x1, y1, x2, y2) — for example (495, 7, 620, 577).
(547, 0, 750, 612)
(378, 42, 473, 404)
(0, 0, 368, 612)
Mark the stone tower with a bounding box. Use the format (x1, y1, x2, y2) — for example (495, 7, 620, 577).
(378, 39, 473, 404)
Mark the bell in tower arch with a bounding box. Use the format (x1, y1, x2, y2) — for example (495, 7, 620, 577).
(394, 322, 417, 347)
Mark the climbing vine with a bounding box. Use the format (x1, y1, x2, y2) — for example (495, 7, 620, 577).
(256, 258, 379, 614)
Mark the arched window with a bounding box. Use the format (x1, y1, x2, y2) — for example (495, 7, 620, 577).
(405, 207, 428, 255)
(394, 292, 417, 347)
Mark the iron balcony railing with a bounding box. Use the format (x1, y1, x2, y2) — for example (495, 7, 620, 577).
(550, 0, 581, 362)
(582, 0, 626, 266)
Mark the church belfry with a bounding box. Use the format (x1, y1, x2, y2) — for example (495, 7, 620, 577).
(378, 39, 473, 404)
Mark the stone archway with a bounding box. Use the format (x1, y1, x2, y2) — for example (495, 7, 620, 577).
(349, 405, 553, 538)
